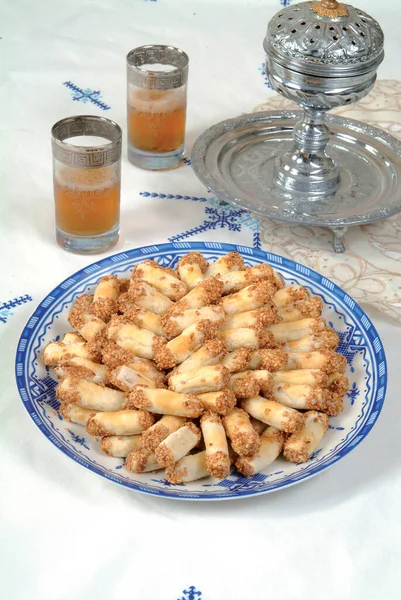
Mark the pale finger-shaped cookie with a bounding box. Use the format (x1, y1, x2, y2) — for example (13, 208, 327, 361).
(59, 402, 94, 426)
(221, 349, 252, 373)
(56, 377, 126, 411)
(154, 320, 217, 370)
(221, 282, 276, 315)
(197, 390, 237, 416)
(125, 449, 162, 473)
(201, 412, 231, 479)
(236, 427, 285, 477)
(273, 285, 310, 308)
(100, 434, 142, 457)
(107, 317, 166, 360)
(122, 306, 164, 337)
(172, 339, 227, 375)
(272, 369, 328, 388)
(284, 411, 329, 463)
(68, 294, 107, 341)
(132, 260, 188, 301)
(92, 275, 120, 322)
(128, 280, 173, 316)
(42, 333, 90, 366)
(177, 252, 209, 289)
(162, 305, 225, 339)
(222, 408, 260, 457)
(171, 277, 223, 312)
(229, 371, 260, 399)
(272, 384, 326, 410)
(127, 386, 204, 418)
(54, 356, 107, 385)
(107, 364, 157, 392)
(141, 415, 187, 451)
(101, 341, 164, 383)
(248, 349, 288, 371)
(283, 350, 346, 373)
(220, 307, 279, 331)
(206, 252, 244, 277)
(277, 297, 323, 323)
(86, 409, 155, 437)
(282, 330, 339, 353)
(155, 422, 201, 467)
(165, 451, 209, 483)
(218, 263, 275, 294)
(168, 365, 230, 395)
(241, 396, 304, 433)
(219, 327, 273, 352)
(267, 317, 326, 343)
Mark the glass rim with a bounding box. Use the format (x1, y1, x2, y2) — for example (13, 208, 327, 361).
(126, 45, 189, 73)
(51, 115, 122, 168)
(51, 115, 122, 153)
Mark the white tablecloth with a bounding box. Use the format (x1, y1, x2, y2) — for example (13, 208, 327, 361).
(1, 1, 400, 599)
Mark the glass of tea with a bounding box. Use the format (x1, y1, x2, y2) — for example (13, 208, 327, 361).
(126, 45, 189, 170)
(51, 115, 122, 254)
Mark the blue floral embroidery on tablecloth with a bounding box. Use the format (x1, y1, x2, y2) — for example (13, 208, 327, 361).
(0, 295, 32, 324)
(280, 0, 292, 7)
(63, 82, 110, 111)
(259, 62, 272, 89)
(177, 586, 202, 600)
(140, 192, 262, 248)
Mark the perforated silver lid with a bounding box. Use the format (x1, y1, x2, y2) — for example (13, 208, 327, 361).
(264, 0, 384, 77)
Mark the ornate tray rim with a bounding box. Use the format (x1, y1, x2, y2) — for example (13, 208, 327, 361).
(191, 110, 401, 227)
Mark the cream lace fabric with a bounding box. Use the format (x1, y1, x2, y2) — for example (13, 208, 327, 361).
(253, 80, 401, 322)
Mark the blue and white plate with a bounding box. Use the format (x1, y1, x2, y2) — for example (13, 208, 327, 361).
(15, 242, 387, 500)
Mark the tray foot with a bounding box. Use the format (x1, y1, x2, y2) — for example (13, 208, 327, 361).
(331, 226, 348, 253)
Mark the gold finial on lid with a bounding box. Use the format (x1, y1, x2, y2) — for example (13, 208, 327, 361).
(310, 0, 349, 18)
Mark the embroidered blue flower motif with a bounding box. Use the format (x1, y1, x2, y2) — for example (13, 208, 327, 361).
(280, 0, 293, 7)
(140, 192, 262, 248)
(347, 382, 360, 406)
(68, 430, 90, 450)
(63, 82, 110, 111)
(178, 586, 203, 600)
(259, 63, 272, 89)
(0, 294, 32, 324)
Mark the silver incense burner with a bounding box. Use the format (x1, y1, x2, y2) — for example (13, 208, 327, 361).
(192, 0, 401, 252)
(264, 0, 384, 196)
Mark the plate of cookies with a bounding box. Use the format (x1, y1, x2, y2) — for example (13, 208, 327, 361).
(15, 242, 387, 500)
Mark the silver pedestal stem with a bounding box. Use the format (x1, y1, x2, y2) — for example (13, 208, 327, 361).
(273, 109, 340, 195)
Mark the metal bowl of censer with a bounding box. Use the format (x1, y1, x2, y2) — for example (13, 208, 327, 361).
(192, 0, 401, 252)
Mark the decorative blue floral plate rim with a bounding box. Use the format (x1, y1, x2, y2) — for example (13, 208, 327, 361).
(15, 242, 387, 500)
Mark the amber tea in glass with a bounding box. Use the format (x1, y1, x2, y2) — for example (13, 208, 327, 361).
(127, 45, 189, 170)
(51, 116, 122, 254)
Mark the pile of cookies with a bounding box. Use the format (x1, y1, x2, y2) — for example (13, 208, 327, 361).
(42, 252, 348, 484)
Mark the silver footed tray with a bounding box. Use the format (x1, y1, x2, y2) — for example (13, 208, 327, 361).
(191, 110, 401, 252)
